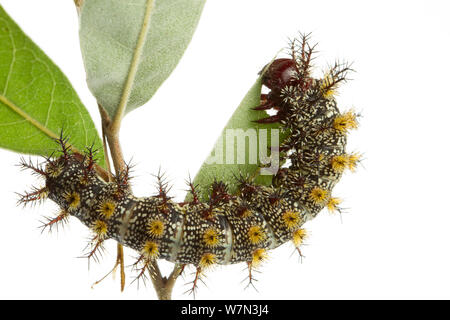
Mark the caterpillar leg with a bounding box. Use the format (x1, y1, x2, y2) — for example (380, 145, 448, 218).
(254, 114, 280, 124)
(252, 100, 275, 111)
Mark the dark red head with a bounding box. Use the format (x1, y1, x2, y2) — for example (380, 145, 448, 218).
(261, 58, 298, 90)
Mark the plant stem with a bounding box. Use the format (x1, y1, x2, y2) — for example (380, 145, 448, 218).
(98, 104, 181, 299)
(109, 0, 154, 136)
(148, 264, 183, 300)
(117, 242, 126, 291)
(73, 0, 84, 14)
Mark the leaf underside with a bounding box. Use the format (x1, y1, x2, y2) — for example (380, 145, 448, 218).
(0, 5, 105, 166)
(79, 0, 206, 120)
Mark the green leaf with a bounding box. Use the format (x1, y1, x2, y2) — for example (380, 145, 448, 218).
(79, 0, 206, 121)
(0, 5, 105, 167)
(188, 77, 288, 201)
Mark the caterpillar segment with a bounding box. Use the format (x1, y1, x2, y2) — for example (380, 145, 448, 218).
(19, 34, 359, 290)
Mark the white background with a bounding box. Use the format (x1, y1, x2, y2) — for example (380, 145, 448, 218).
(0, 0, 449, 300)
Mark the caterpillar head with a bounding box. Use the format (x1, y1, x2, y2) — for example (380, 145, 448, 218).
(262, 58, 298, 91)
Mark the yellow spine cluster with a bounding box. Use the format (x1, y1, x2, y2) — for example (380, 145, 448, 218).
(331, 153, 361, 173)
(292, 229, 308, 247)
(248, 226, 266, 245)
(64, 191, 80, 211)
(203, 228, 220, 248)
(347, 153, 361, 172)
(199, 253, 216, 269)
(331, 155, 349, 173)
(146, 219, 165, 238)
(252, 248, 268, 266)
(92, 220, 108, 239)
(333, 111, 358, 133)
(309, 187, 329, 204)
(97, 199, 116, 219)
(282, 211, 301, 230)
(326, 197, 342, 213)
(45, 162, 63, 178)
(142, 241, 159, 260)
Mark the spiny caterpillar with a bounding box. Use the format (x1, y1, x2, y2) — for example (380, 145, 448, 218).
(18, 34, 359, 293)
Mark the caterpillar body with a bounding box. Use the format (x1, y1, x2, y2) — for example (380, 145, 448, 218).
(20, 35, 359, 286)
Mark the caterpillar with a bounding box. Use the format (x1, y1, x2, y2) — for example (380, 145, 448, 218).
(18, 34, 359, 291)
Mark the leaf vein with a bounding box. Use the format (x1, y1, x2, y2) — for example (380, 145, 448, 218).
(110, 0, 155, 132)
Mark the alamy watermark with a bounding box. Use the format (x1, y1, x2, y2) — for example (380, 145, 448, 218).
(205, 128, 280, 175)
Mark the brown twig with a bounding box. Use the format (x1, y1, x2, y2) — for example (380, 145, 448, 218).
(73, 0, 84, 14)
(97, 104, 126, 291)
(147, 263, 184, 300)
(117, 242, 126, 291)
